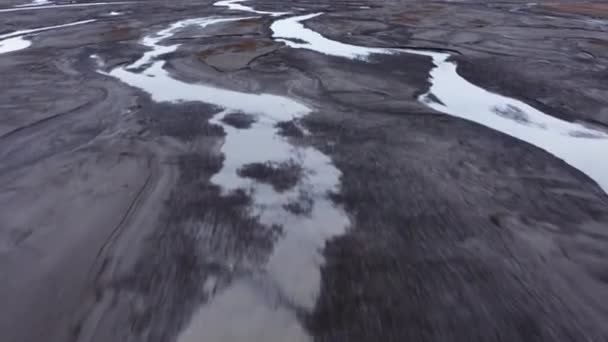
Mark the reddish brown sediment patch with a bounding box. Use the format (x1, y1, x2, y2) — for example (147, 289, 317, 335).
(588, 38, 608, 47)
(197, 39, 278, 70)
(101, 26, 138, 41)
(198, 39, 275, 59)
(390, 5, 444, 24)
(541, 2, 608, 18)
(237, 18, 261, 27)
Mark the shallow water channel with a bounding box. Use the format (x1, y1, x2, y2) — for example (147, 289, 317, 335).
(99, 1, 608, 341)
(102, 7, 349, 342)
(271, 12, 608, 194)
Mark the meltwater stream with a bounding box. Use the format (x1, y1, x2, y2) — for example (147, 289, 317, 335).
(102, 12, 349, 342)
(15, 0, 52, 7)
(102, 1, 607, 341)
(215, 0, 288, 17)
(0, 19, 96, 54)
(271, 13, 608, 194)
(0, 2, 132, 13)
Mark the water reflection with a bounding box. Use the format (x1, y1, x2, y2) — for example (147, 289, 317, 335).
(271, 13, 608, 193)
(101, 13, 350, 342)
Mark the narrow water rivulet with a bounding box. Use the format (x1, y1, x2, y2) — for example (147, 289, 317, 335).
(0, 19, 97, 54)
(271, 12, 608, 194)
(215, 0, 288, 17)
(0, 1, 132, 13)
(101, 1, 608, 341)
(101, 9, 349, 342)
(15, 0, 52, 7)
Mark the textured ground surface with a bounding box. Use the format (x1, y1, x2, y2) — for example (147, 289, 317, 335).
(1, 1, 608, 342)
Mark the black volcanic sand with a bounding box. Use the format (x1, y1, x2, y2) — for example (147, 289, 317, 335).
(1, 1, 607, 342)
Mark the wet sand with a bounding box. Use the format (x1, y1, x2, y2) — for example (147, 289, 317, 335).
(1, 1, 608, 342)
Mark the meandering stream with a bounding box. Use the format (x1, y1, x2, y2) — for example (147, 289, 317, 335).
(100, 1, 608, 341)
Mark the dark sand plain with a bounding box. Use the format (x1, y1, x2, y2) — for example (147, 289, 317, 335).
(1, 1, 608, 341)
